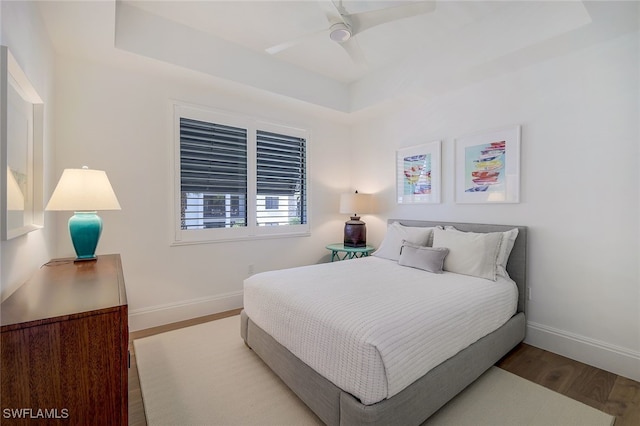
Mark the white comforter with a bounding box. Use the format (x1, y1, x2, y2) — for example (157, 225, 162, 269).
(243, 256, 517, 405)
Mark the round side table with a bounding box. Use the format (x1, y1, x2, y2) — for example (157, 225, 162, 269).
(325, 243, 375, 262)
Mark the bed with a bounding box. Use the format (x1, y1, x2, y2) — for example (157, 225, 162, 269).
(241, 220, 527, 425)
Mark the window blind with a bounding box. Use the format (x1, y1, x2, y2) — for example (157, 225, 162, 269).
(180, 118, 247, 194)
(180, 118, 248, 229)
(256, 130, 307, 225)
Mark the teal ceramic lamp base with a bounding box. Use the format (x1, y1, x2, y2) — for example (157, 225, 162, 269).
(68, 211, 103, 261)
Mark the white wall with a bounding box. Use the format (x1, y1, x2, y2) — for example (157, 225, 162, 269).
(52, 54, 352, 331)
(0, 1, 56, 300)
(351, 32, 640, 381)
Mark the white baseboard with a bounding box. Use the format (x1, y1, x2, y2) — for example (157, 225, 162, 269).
(129, 291, 243, 332)
(526, 321, 640, 382)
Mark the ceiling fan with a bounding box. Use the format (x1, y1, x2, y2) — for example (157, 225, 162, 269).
(265, 1, 437, 66)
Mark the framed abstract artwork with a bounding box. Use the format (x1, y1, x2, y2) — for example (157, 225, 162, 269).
(455, 126, 521, 204)
(396, 141, 441, 204)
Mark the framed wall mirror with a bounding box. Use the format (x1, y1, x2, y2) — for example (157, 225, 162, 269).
(1, 46, 44, 240)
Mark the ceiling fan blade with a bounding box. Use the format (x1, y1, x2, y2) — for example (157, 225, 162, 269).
(266, 1, 344, 55)
(317, 0, 346, 23)
(347, 1, 437, 35)
(265, 28, 327, 55)
(340, 37, 367, 69)
(266, 39, 304, 55)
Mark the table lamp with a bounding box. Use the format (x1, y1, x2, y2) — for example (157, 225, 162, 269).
(46, 167, 121, 261)
(339, 191, 372, 247)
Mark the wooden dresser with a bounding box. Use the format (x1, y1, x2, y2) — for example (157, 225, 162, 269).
(1, 254, 128, 424)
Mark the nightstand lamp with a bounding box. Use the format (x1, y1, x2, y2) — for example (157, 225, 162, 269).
(46, 167, 121, 262)
(339, 191, 372, 247)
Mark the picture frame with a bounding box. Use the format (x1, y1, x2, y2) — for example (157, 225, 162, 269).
(1, 46, 44, 240)
(396, 141, 441, 204)
(455, 125, 521, 204)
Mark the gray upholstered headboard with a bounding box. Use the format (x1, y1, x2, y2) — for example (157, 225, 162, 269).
(389, 220, 528, 314)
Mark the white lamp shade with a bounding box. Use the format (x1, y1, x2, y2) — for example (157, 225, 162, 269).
(339, 192, 372, 215)
(46, 168, 121, 211)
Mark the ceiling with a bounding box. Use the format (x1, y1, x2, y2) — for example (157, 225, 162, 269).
(125, 0, 452, 83)
(36, 1, 638, 114)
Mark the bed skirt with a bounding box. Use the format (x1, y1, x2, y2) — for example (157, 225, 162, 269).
(241, 309, 526, 425)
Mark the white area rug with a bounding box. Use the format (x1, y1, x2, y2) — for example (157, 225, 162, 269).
(134, 315, 615, 426)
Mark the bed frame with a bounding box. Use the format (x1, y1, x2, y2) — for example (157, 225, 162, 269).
(241, 221, 527, 425)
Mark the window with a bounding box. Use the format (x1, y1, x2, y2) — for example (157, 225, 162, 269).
(264, 196, 279, 210)
(174, 104, 309, 243)
(201, 194, 245, 228)
(256, 130, 306, 226)
(180, 119, 247, 230)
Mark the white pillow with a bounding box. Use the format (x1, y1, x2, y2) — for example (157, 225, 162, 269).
(444, 226, 519, 278)
(496, 228, 519, 277)
(373, 222, 434, 261)
(432, 227, 502, 280)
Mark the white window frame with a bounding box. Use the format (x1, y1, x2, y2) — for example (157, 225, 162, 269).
(172, 103, 310, 245)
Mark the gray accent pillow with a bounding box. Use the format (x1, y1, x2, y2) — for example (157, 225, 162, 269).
(398, 241, 449, 273)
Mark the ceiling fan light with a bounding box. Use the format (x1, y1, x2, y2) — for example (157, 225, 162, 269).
(329, 23, 351, 42)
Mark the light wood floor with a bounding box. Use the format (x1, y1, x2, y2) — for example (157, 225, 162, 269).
(128, 310, 639, 425)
